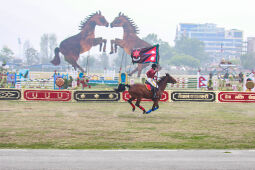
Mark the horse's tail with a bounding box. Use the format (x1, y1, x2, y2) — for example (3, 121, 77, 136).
(51, 47, 61, 65)
(114, 84, 130, 92)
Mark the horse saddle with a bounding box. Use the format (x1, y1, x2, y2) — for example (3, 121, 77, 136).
(145, 81, 153, 91)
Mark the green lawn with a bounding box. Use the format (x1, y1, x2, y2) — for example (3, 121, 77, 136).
(0, 101, 255, 149)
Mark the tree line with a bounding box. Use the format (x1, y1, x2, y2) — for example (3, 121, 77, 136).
(0, 33, 57, 66)
(0, 33, 253, 70)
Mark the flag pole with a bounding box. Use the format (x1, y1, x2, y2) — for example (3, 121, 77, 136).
(156, 45, 160, 81)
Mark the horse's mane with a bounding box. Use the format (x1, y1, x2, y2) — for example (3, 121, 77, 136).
(79, 12, 99, 30)
(119, 13, 139, 34)
(158, 75, 167, 85)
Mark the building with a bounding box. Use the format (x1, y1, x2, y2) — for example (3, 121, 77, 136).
(175, 23, 243, 61)
(247, 37, 255, 54)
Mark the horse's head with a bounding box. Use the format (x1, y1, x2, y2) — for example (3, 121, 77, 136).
(165, 73, 177, 84)
(110, 12, 139, 34)
(110, 12, 126, 27)
(80, 11, 109, 30)
(91, 11, 109, 27)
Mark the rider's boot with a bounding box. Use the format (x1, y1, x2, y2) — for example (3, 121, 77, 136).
(152, 88, 158, 100)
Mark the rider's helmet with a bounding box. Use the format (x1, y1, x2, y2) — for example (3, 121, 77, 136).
(152, 63, 157, 69)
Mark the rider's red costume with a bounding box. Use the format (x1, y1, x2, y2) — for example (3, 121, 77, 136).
(146, 68, 157, 79)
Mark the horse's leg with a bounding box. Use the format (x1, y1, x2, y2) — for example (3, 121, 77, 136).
(65, 55, 85, 72)
(135, 99, 146, 114)
(114, 38, 126, 53)
(114, 43, 118, 53)
(92, 37, 104, 52)
(76, 63, 85, 73)
(97, 38, 107, 52)
(146, 100, 159, 114)
(127, 97, 136, 112)
(115, 38, 125, 47)
(102, 39, 107, 52)
(152, 100, 159, 111)
(72, 59, 85, 73)
(152, 101, 156, 111)
(110, 39, 115, 54)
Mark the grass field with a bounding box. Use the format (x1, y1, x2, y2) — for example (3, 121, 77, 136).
(0, 101, 255, 149)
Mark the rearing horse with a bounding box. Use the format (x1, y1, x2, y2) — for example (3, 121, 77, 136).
(116, 73, 177, 114)
(51, 11, 109, 72)
(110, 12, 151, 77)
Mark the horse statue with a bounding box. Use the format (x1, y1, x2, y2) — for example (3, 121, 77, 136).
(110, 12, 153, 77)
(115, 73, 177, 114)
(51, 11, 109, 72)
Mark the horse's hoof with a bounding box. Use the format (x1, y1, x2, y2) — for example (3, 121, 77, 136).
(143, 110, 146, 114)
(132, 108, 135, 112)
(109, 51, 113, 54)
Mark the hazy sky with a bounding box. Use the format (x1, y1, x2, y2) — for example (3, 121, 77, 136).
(1, 0, 255, 58)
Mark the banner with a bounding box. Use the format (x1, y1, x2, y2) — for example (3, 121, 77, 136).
(74, 91, 120, 102)
(0, 89, 21, 100)
(131, 44, 159, 64)
(122, 91, 168, 102)
(24, 90, 71, 101)
(218, 92, 255, 103)
(171, 91, 216, 102)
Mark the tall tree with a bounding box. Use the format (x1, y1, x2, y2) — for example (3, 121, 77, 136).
(169, 54, 200, 68)
(40, 33, 57, 64)
(23, 40, 30, 52)
(240, 53, 255, 70)
(24, 47, 39, 65)
(143, 33, 163, 45)
(100, 52, 109, 70)
(49, 34, 57, 59)
(175, 37, 209, 63)
(80, 55, 96, 72)
(159, 42, 174, 63)
(0, 46, 14, 63)
(23, 40, 31, 60)
(143, 33, 174, 66)
(40, 34, 49, 64)
(114, 48, 132, 72)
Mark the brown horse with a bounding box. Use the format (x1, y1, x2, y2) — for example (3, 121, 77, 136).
(116, 73, 177, 114)
(51, 11, 109, 72)
(110, 12, 152, 77)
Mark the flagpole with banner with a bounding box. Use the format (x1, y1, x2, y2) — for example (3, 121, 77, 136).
(115, 44, 160, 92)
(131, 44, 159, 64)
(131, 44, 160, 80)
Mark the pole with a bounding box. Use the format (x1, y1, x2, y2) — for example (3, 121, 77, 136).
(119, 49, 125, 73)
(86, 51, 90, 76)
(124, 53, 127, 73)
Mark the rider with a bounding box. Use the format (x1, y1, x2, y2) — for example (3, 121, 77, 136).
(146, 64, 159, 99)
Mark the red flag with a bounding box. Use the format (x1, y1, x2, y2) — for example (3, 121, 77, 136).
(131, 45, 159, 64)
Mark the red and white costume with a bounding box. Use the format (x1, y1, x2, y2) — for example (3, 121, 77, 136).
(146, 68, 158, 88)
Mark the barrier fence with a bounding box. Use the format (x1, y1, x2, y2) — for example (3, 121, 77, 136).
(16, 78, 54, 89)
(170, 77, 198, 89)
(1, 88, 255, 103)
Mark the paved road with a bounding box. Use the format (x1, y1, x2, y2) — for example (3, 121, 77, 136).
(0, 149, 255, 170)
